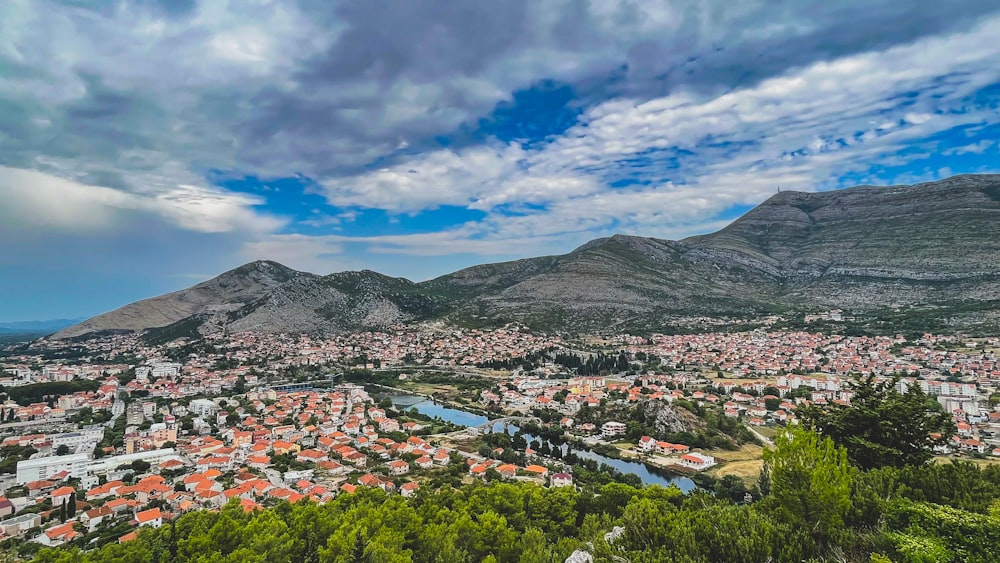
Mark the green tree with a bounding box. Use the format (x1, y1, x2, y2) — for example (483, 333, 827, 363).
(55, 445, 71, 456)
(800, 374, 955, 470)
(762, 426, 853, 551)
(67, 494, 76, 517)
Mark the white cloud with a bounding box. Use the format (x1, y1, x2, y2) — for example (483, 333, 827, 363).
(943, 139, 996, 155)
(287, 13, 1000, 265)
(0, 166, 283, 234)
(4, 0, 1000, 289)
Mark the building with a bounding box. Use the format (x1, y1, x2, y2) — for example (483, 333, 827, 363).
(0, 498, 14, 518)
(551, 473, 574, 487)
(51, 428, 104, 451)
(16, 449, 181, 484)
(15, 453, 90, 484)
(135, 507, 163, 528)
(678, 453, 716, 470)
(601, 421, 627, 438)
(188, 399, 219, 418)
(0, 513, 41, 537)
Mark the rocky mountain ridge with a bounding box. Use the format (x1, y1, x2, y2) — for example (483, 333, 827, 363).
(52, 174, 1000, 339)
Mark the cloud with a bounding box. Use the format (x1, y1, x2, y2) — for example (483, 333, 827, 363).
(0, 166, 283, 234)
(3, 0, 1000, 314)
(310, 13, 1000, 246)
(943, 140, 996, 155)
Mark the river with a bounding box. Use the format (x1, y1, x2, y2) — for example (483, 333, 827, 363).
(389, 395, 695, 491)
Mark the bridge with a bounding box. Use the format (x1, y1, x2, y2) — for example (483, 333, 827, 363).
(261, 373, 341, 393)
(472, 416, 542, 432)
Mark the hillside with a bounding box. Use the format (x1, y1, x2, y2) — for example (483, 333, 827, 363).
(52, 174, 1000, 339)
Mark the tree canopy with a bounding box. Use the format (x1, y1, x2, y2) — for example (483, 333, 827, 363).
(799, 374, 955, 469)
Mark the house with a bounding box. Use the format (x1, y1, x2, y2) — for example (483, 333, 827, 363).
(296, 449, 328, 464)
(679, 453, 716, 470)
(42, 521, 80, 545)
(524, 465, 549, 478)
(0, 498, 14, 518)
(400, 482, 420, 498)
(50, 486, 75, 507)
(387, 460, 410, 475)
(136, 507, 163, 528)
(654, 442, 689, 456)
(960, 439, 986, 454)
(358, 474, 381, 488)
(550, 473, 573, 488)
(637, 436, 656, 452)
(80, 506, 113, 532)
(415, 456, 433, 469)
(343, 452, 367, 467)
(496, 464, 518, 479)
(0, 513, 41, 537)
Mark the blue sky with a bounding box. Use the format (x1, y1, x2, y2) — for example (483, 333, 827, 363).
(1, 0, 1000, 321)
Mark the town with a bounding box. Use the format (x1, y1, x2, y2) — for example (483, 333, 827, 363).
(1, 326, 999, 556)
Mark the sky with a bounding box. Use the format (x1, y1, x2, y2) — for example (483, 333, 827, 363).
(2, 0, 1000, 322)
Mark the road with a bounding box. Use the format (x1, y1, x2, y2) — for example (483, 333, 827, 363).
(748, 427, 774, 447)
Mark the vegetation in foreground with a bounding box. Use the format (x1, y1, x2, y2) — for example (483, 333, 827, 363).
(22, 437, 1000, 563)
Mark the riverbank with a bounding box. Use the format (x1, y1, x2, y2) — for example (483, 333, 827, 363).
(386, 392, 696, 491)
(366, 382, 499, 420)
(563, 437, 705, 479)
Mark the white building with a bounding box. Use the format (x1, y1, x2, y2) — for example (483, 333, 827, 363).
(150, 363, 182, 379)
(16, 449, 180, 484)
(679, 453, 716, 470)
(0, 513, 41, 537)
(551, 473, 574, 487)
(51, 428, 104, 451)
(601, 421, 627, 438)
(15, 453, 91, 484)
(188, 399, 219, 418)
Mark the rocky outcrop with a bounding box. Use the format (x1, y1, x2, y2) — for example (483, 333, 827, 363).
(641, 401, 707, 435)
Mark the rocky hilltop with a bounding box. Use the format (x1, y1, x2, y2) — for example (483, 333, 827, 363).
(53, 174, 1000, 339)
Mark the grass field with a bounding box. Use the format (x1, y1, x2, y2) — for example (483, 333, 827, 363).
(933, 455, 1000, 467)
(753, 426, 779, 440)
(710, 459, 765, 484)
(703, 444, 766, 485)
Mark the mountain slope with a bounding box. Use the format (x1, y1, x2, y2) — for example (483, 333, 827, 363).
(685, 174, 1000, 309)
(52, 261, 310, 339)
(53, 174, 1000, 338)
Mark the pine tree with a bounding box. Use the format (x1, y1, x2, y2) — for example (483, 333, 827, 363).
(59, 500, 67, 523)
(67, 494, 76, 517)
(350, 530, 368, 563)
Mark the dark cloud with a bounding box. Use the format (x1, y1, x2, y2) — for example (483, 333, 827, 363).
(620, 0, 1000, 97)
(3, 0, 1000, 197)
(300, 0, 530, 83)
(229, 0, 1000, 179)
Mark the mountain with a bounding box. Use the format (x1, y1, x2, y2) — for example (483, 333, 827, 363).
(52, 174, 1000, 339)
